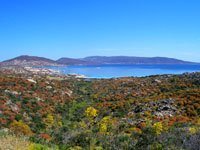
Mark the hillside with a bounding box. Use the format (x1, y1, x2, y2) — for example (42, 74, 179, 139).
(0, 70, 199, 149)
(0, 55, 61, 66)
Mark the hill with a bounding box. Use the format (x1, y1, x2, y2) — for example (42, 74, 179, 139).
(57, 56, 196, 65)
(82, 56, 195, 65)
(0, 55, 61, 66)
(1, 55, 197, 66)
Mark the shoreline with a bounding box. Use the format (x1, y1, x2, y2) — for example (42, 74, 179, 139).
(0, 65, 200, 80)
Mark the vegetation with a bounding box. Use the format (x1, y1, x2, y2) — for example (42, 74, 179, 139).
(0, 72, 200, 149)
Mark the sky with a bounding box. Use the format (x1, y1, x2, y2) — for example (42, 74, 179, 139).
(0, 0, 200, 62)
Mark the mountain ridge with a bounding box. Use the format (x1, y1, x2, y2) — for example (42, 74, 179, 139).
(0, 55, 198, 66)
(58, 56, 197, 65)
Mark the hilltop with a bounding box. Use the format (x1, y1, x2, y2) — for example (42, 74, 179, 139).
(0, 55, 61, 67)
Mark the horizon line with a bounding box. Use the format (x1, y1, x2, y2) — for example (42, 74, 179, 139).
(1, 54, 199, 63)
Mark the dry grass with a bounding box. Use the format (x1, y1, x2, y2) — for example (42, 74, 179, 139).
(0, 134, 30, 150)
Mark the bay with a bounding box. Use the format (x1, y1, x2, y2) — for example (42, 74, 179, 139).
(46, 64, 200, 78)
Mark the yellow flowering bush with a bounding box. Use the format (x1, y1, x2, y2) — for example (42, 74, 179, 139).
(197, 118, 200, 125)
(188, 127, 197, 134)
(44, 114, 54, 127)
(130, 127, 142, 134)
(85, 107, 98, 118)
(10, 120, 33, 136)
(153, 122, 163, 135)
(99, 123, 107, 132)
(101, 116, 111, 124)
(79, 121, 87, 129)
(28, 143, 47, 150)
(99, 116, 111, 133)
(58, 121, 63, 127)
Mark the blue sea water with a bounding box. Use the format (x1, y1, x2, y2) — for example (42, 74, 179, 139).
(46, 64, 200, 78)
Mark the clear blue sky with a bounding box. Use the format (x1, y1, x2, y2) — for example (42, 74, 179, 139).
(0, 0, 200, 62)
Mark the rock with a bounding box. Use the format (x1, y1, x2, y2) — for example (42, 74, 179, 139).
(131, 98, 178, 118)
(6, 100, 12, 105)
(1, 128, 9, 133)
(23, 112, 32, 122)
(10, 104, 19, 113)
(46, 86, 53, 89)
(155, 79, 162, 83)
(5, 90, 21, 95)
(36, 97, 44, 102)
(154, 112, 164, 117)
(5, 100, 20, 113)
(64, 89, 73, 97)
(27, 78, 37, 83)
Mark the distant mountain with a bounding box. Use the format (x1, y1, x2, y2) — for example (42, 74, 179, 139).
(81, 56, 195, 65)
(58, 56, 195, 65)
(0, 55, 61, 66)
(57, 57, 90, 65)
(1, 55, 197, 67)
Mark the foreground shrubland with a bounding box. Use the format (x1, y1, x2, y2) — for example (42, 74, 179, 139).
(0, 72, 200, 149)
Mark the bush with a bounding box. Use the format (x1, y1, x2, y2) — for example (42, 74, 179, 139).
(28, 143, 55, 150)
(10, 120, 33, 136)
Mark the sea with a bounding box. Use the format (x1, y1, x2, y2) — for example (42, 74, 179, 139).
(45, 64, 200, 78)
